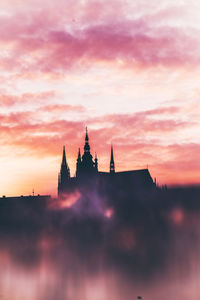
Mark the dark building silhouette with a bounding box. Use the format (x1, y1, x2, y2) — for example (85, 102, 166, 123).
(58, 128, 155, 197)
(110, 144, 115, 174)
(58, 146, 70, 190)
(0, 194, 51, 203)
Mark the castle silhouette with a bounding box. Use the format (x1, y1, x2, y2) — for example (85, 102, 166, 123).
(58, 128, 155, 196)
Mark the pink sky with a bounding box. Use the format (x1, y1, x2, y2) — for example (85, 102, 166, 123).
(0, 0, 200, 196)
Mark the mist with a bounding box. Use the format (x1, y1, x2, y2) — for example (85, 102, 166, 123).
(0, 186, 200, 299)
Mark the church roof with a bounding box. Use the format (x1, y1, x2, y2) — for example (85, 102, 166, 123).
(99, 169, 154, 188)
(116, 169, 151, 176)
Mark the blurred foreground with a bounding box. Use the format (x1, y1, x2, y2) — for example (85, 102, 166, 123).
(0, 186, 200, 300)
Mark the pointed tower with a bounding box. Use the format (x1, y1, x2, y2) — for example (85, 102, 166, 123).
(77, 148, 81, 162)
(58, 146, 70, 195)
(76, 148, 82, 177)
(94, 152, 98, 172)
(110, 145, 115, 174)
(81, 127, 95, 176)
(84, 126, 90, 153)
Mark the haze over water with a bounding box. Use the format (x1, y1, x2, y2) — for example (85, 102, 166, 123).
(1, 187, 200, 300)
(0, 0, 200, 298)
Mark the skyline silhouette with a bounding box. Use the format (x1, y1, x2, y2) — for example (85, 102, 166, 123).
(0, 0, 200, 299)
(0, 163, 200, 299)
(0, 125, 199, 198)
(58, 127, 156, 197)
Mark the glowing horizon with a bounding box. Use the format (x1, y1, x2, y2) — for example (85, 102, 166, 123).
(0, 0, 200, 196)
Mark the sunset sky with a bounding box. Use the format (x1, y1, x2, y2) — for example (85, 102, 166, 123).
(0, 0, 200, 196)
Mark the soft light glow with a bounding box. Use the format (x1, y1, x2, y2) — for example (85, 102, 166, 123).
(0, 0, 199, 196)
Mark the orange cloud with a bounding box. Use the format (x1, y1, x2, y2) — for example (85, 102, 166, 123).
(0, 99, 199, 189)
(0, 0, 199, 195)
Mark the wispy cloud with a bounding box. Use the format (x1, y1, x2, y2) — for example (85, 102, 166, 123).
(0, 0, 200, 76)
(0, 0, 199, 194)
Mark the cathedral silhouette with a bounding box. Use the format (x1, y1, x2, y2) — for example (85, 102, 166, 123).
(58, 128, 155, 196)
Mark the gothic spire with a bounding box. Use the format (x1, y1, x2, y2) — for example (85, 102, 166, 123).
(84, 126, 90, 153)
(62, 146, 67, 166)
(95, 152, 98, 171)
(110, 144, 115, 173)
(58, 145, 70, 196)
(77, 147, 81, 161)
(61, 145, 70, 175)
(85, 126, 89, 141)
(76, 147, 82, 177)
(81, 127, 95, 175)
